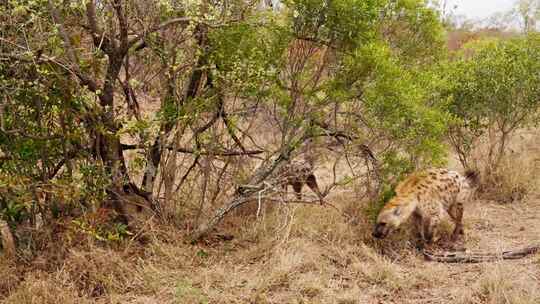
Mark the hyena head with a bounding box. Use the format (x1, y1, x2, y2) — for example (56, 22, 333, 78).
(372, 198, 410, 239)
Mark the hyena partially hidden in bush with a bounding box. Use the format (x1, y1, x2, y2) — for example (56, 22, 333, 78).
(277, 158, 326, 205)
(372, 169, 478, 248)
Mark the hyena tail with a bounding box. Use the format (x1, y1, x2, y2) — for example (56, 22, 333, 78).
(464, 169, 479, 187)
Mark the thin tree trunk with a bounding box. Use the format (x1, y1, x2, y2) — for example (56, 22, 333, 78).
(0, 220, 15, 259)
(141, 24, 209, 194)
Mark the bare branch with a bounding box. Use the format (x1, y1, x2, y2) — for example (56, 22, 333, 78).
(128, 16, 243, 50)
(85, 0, 114, 54)
(47, 148, 82, 180)
(121, 144, 263, 156)
(47, 0, 78, 65)
(128, 17, 193, 50)
(47, 0, 99, 92)
(85, 0, 100, 35)
(311, 119, 378, 162)
(174, 155, 201, 194)
(112, 0, 129, 53)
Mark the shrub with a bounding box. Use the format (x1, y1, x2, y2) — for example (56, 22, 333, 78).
(442, 34, 540, 174)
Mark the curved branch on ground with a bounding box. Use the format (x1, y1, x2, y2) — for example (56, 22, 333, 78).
(423, 244, 540, 263)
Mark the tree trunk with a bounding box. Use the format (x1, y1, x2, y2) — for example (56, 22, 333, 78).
(0, 220, 15, 259)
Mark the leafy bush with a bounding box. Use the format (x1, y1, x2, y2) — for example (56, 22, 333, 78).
(442, 34, 540, 173)
(0, 0, 495, 242)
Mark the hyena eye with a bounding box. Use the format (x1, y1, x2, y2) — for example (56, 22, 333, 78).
(393, 208, 401, 216)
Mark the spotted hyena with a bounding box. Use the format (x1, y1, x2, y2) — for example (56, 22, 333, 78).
(277, 159, 325, 205)
(372, 168, 478, 246)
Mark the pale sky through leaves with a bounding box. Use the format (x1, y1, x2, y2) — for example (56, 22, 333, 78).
(448, 0, 516, 20)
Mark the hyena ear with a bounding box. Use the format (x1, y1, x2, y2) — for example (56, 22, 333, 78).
(393, 208, 401, 216)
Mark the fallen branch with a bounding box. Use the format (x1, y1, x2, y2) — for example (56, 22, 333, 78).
(190, 195, 253, 243)
(423, 244, 540, 263)
(190, 145, 300, 242)
(190, 182, 332, 242)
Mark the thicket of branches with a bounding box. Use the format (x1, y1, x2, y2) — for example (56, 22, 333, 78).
(0, 0, 539, 247)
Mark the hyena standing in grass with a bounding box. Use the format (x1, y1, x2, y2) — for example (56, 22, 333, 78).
(277, 139, 326, 205)
(277, 158, 326, 205)
(372, 168, 478, 247)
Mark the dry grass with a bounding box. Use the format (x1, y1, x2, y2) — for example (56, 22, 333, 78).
(2, 192, 540, 303)
(457, 129, 540, 204)
(458, 263, 540, 304)
(2, 130, 540, 303)
(0, 260, 20, 297)
(478, 154, 538, 204)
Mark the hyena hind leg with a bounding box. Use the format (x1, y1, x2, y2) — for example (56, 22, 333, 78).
(305, 174, 325, 204)
(411, 212, 425, 249)
(448, 202, 465, 242)
(292, 181, 303, 200)
(422, 216, 441, 245)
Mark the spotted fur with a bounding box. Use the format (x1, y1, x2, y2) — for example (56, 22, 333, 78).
(372, 168, 477, 245)
(277, 159, 325, 204)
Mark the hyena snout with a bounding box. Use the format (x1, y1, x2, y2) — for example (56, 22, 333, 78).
(372, 223, 391, 239)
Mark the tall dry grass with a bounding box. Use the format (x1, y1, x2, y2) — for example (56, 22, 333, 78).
(453, 130, 540, 204)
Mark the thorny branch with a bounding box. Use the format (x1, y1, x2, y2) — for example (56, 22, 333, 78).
(120, 144, 263, 156)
